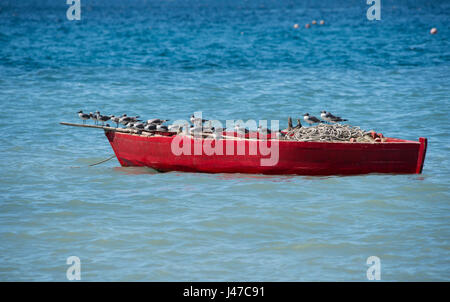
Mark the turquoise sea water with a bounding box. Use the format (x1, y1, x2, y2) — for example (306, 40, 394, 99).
(0, 0, 449, 281)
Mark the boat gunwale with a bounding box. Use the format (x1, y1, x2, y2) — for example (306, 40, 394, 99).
(107, 130, 421, 145)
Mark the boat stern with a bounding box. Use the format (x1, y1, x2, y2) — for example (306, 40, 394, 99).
(416, 137, 428, 174)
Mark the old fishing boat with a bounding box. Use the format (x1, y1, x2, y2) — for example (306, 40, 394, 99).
(61, 122, 427, 176)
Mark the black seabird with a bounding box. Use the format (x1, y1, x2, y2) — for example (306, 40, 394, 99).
(202, 126, 215, 134)
(276, 131, 285, 139)
(257, 126, 272, 134)
(129, 115, 140, 122)
(156, 124, 168, 132)
(303, 113, 322, 126)
(110, 115, 120, 127)
(124, 122, 134, 129)
(323, 111, 348, 123)
(119, 114, 132, 126)
(189, 125, 203, 136)
(258, 126, 284, 138)
(147, 118, 169, 125)
(168, 124, 181, 132)
(144, 124, 157, 131)
(234, 123, 249, 134)
(94, 111, 101, 125)
(190, 115, 208, 126)
(133, 122, 145, 130)
(77, 111, 90, 124)
(89, 112, 98, 125)
(98, 114, 111, 125)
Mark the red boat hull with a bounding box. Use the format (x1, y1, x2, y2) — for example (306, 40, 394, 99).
(105, 131, 427, 176)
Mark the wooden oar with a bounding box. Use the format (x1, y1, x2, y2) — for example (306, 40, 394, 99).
(60, 122, 280, 141)
(60, 122, 178, 135)
(60, 122, 140, 134)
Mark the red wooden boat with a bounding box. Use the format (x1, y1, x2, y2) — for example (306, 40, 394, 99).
(104, 130, 427, 176)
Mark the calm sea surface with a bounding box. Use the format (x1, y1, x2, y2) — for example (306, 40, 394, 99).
(0, 0, 449, 281)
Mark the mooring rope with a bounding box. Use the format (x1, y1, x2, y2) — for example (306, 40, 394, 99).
(89, 155, 116, 166)
(282, 123, 376, 142)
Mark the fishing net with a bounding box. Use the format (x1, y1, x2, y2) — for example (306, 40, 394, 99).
(282, 123, 377, 142)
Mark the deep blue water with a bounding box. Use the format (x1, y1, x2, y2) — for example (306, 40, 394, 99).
(0, 0, 449, 281)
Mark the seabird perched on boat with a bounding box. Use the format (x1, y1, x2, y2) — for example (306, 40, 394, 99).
(235, 123, 249, 134)
(322, 111, 348, 123)
(258, 126, 284, 138)
(119, 114, 132, 126)
(89, 112, 98, 125)
(77, 111, 90, 124)
(202, 126, 215, 134)
(133, 122, 145, 130)
(303, 113, 322, 126)
(190, 115, 208, 126)
(129, 115, 141, 122)
(147, 118, 169, 125)
(144, 124, 157, 131)
(156, 124, 169, 132)
(189, 125, 203, 136)
(110, 115, 120, 127)
(257, 126, 272, 134)
(124, 122, 135, 129)
(94, 111, 101, 125)
(168, 124, 181, 132)
(276, 131, 285, 139)
(98, 114, 111, 125)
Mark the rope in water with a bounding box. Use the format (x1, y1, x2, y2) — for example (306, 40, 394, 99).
(282, 123, 376, 142)
(89, 155, 116, 166)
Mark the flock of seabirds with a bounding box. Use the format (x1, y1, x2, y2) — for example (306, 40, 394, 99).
(77, 110, 348, 138)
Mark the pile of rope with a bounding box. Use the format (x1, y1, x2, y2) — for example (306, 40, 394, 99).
(282, 123, 377, 142)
